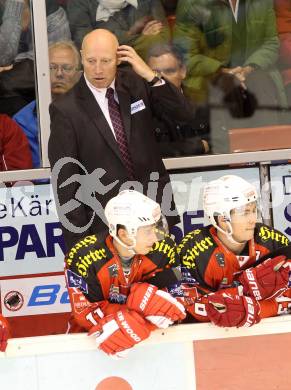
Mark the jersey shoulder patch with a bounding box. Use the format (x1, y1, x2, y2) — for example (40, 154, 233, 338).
(177, 226, 217, 270)
(65, 234, 111, 278)
(147, 235, 177, 267)
(256, 223, 290, 251)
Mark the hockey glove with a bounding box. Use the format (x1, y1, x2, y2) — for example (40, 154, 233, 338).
(88, 308, 150, 358)
(126, 283, 186, 329)
(0, 315, 10, 352)
(238, 256, 290, 300)
(206, 292, 261, 328)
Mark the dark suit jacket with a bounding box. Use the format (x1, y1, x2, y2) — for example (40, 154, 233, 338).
(48, 66, 192, 252)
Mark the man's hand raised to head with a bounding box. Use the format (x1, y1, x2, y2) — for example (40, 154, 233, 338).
(117, 45, 156, 82)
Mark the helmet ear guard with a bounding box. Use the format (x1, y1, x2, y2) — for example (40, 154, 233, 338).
(203, 175, 258, 241)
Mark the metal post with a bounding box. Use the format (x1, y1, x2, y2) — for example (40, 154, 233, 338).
(259, 162, 272, 225)
(30, 0, 52, 168)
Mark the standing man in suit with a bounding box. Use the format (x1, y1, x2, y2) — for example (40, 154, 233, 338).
(49, 28, 191, 252)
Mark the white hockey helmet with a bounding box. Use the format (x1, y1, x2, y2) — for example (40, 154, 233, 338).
(203, 175, 258, 230)
(105, 190, 167, 248)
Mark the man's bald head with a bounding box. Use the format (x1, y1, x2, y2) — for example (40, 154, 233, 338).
(82, 29, 119, 51)
(81, 29, 120, 89)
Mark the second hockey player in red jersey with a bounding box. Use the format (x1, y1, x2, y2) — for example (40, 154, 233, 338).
(65, 190, 185, 357)
(178, 175, 291, 328)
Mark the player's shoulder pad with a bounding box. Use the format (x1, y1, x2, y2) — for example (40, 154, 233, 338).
(177, 226, 215, 253)
(146, 235, 177, 267)
(65, 234, 112, 278)
(256, 223, 290, 249)
(177, 226, 217, 269)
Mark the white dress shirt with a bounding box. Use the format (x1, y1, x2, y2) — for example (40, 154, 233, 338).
(229, 0, 239, 22)
(84, 74, 118, 139)
(84, 73, 165, 140)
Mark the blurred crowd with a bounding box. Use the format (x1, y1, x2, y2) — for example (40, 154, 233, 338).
(0, 0, 291, 166)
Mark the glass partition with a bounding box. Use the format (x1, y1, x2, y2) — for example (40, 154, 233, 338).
(1, 0, 291, 179)
(173, 0, 291, 155)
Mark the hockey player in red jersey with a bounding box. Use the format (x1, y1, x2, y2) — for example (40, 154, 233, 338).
(179, 175, 291, 328)
(0, 314, 10, 352)
(65, 190, 185, 357)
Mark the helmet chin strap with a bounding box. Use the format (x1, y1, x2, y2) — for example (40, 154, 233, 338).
(113, 234, 137, 255)
(216, 220, 245, 245)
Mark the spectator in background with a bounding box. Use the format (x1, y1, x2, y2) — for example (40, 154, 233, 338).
(67, 0, 170, 58)
(14, 40, 81, 168)
(147, 43, 210, 156)
(0, 0, 30, 67)
(0, 0, 71, 116)
(0, 113, 32, 170)
(274, 0, 291, 105)
(174, 0, 288, 153)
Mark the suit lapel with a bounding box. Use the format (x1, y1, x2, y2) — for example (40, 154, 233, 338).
(75, 76, 123, 163)
(115, 72, 131, 142)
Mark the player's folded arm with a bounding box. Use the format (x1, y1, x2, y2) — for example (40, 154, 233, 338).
(66, 270, 125, 330)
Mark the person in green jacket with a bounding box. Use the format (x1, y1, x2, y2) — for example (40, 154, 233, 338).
(174, 0, 288, 153)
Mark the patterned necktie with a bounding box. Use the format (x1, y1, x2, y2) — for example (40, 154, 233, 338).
(106, 87, 135, 179)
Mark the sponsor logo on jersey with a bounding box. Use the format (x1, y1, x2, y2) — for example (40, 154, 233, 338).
(178, 234, 214, 269)
(258, 226, 289, 246)
(108, 264, 119, 278)
(215, 253, 225, 267)
(151, 240, 176, 264)
(66, 269, 88, 294)
(168, 284, 184, 298)
(72, 248, 107, 277)
(66, 235, 98, 265)
(194, 297, 207, 317)
(72, 292, 89, 314)
(109, 285, 127, 304)
(181, 267, 199, 286)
